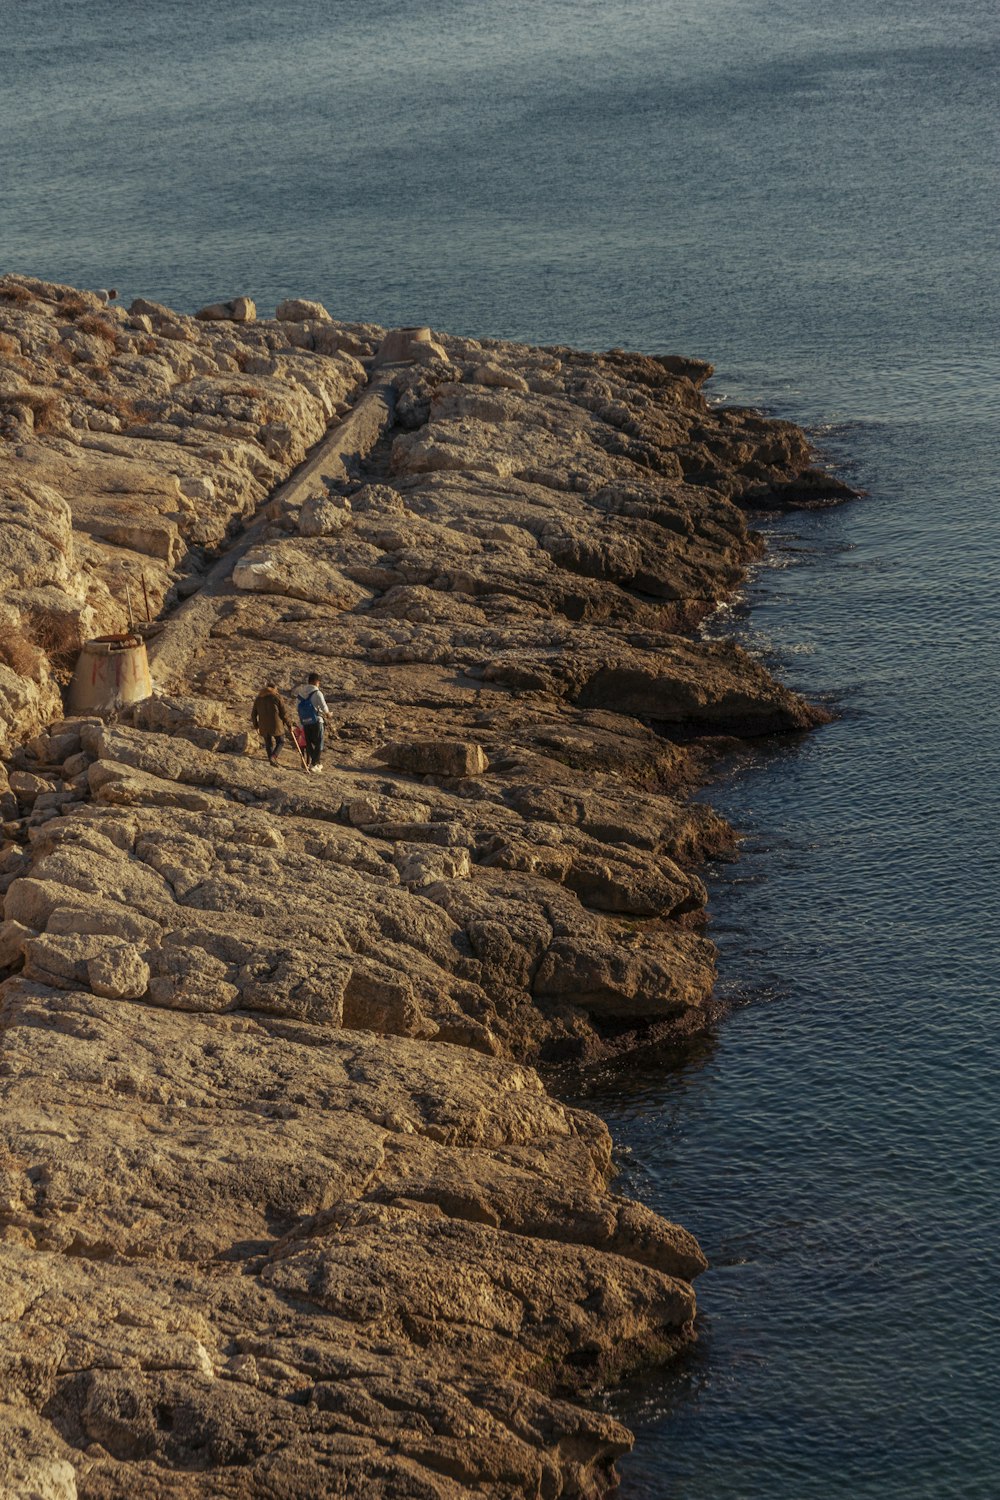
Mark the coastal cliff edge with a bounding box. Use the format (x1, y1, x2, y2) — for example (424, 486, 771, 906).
(0, 275, 846, 1498)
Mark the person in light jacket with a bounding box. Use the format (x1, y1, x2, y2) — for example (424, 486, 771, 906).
(294, 672, 329, 772)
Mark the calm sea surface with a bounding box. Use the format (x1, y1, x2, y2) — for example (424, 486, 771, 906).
(3, 2, 999, 1494)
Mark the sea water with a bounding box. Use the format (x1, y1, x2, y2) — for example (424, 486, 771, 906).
(3, 1, 998, 1494)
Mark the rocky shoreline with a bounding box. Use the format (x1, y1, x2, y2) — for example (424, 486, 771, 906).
(0, 274, 848, 1497)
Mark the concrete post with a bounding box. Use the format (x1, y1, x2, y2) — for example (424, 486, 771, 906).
(67, 635, 153, 714)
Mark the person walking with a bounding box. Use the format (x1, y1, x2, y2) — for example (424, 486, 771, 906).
(251, 682, 293, 764)
(294, 671, 329, 772)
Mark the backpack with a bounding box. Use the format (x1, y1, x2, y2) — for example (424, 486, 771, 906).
(297, 690, 318, 726)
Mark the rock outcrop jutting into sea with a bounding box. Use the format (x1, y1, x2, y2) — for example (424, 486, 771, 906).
(0, 275, 844, 1497)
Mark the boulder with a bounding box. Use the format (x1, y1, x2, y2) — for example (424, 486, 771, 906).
(0, 1423, 77, 1500)
(0, 918, 33, 968)
(470, 362, 530, 394)
(379, 738, 489, 778)
(393, 845, 471, 888)
(127, 296, 174, 320)
(275, 297, 333, 323)
(373, 326, 449, 367)
(656, 353, 714, 385)
(297, 493, 351, 537)
(87, 943, 151, 1000)
(195, 296, 256, 323)
(232, 543, 367, 608)
(534, 927, 715, 1020)
(131, 694, 227, 736)
(177, 475, 216, 503)
(9, 769, 57, 799)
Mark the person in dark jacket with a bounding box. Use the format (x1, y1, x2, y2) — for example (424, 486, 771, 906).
(251, 683, 292, 764)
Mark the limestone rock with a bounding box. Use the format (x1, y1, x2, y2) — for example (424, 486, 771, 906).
(0, 273, 366, 750)
(130, 693, 227, 736)
(374, 326, 449, 367)
(380, 738, 489, 778)
(0, 918, 32, 967)
(394, 844, 471, 888)
(471, 361, 530, 393)
(534, 924, 716, 1021)
(232, 542, 367, 607)
(0, 278, 848, 1495)
(86, 943, 150, 999)
(176, 474, 215, 503)
(275, 297, 333, 323)
(195, 296, 257, 322)
(297, 492, 352, 537)
(9, 771, 55, 803)
(0, 1410, 77, 1500)
(27, 727, 81, 763)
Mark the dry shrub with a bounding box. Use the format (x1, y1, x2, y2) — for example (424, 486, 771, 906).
(25, 607, 82, 677)
(0, 282, 34, 306)
(88, 391, 137, 424)
(0, 334, 31, 378)
(0, 630, 44, 677)
(31, 392, 62, 431)
(76, 313, 118, 348)
(0, 392, 57, 433)
(57, 293, 89, 317)
(3, 389, 64, 433)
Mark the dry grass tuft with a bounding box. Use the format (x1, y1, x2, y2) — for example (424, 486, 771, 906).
(0, 334, 32, 377)
(0, 282, 35, 306)
(0, 389, 65, 435)
(57, 293, 90, 318)
(49, 340, 79, 368)
(22, 390, 63, 432)
(0, 631, 44, 677)
(77, 314, 119, 348)
(88, 391, 138, 425)
(24, 607, 83, 676)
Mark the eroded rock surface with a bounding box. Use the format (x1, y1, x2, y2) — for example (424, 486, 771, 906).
(0, 275, 369, 758)
(0, 278, 843, 1495)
